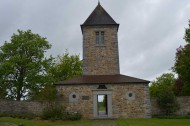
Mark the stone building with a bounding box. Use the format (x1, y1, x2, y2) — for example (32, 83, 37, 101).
(55, 3, 151, 119)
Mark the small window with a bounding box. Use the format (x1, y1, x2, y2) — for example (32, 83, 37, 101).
(72, 94, 76, 98)
(96, 31, 105, 46)
(69, 92, 79, 103)
(128, 93, 133, 97)
(126, 91, 135, 101)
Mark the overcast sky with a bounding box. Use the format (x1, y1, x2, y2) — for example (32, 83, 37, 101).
(0, 0, 190, 81)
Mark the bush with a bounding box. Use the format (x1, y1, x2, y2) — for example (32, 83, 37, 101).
(187, 112, 190, 116)
(41, 103, 65, 120)
(41, 101, 82, 121)
(154, 114, 190, 119)
(41, 108, 82, 120)
(64, 113, 82, 121)
(157, 88, 179, 115)
(0, 112, 36, 119)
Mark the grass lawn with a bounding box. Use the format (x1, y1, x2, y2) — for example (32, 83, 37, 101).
(0, 117, 190, 126)
(117, 119, 190, 126)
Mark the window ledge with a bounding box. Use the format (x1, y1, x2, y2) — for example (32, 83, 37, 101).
(96, 45, 106, 47)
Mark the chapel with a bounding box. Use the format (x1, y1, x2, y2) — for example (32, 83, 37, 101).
(55, 3, 151, 119)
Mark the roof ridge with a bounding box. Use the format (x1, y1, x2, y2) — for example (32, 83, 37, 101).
(55, 74, 150, 85)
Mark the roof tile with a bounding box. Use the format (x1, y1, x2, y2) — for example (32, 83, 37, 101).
(81, 3, 118, 26)
(55, 74, 150, 85)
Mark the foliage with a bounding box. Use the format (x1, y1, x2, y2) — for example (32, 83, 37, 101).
(0, 112, 36, 120)
(41, 103, 65, 120)
(154, 114, 190, 119)
(0, 85, 6, 99)
(103, 95, 107, 107)
(0, 29, 52, 100)
(157, 88, 179, 115)
(64, 113, 82, 121)
(149, 73, 179, 115)
(48, 51, 82, 83)
(173, 20, 190, 95)
(41, 102, 81, 121)
(149, 73, 176, 97)
(31, 85, 57, 101)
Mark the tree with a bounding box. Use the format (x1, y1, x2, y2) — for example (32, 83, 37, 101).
(48, 51, 82, 83)
(30, 52, 82, 100)
(173, 20, 190, 95)
(149, 73, 179, 115)
(150, 73, 176, 97)
(31, 85, 57, 101)
(0, 30, 52, 100)
(0, 85, 6, 99)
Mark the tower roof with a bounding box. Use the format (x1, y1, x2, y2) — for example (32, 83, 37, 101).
(81, 3, 119, 26)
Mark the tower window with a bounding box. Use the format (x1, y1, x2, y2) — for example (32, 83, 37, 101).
(96, 31, 105, 45)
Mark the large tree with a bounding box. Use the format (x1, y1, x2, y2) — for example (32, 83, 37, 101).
(0, 30, 52, 100)
(149, 73, 176, 97)
(173, 20, 190, 95)
(31, 52, 82, 100)
(48, 52, 82, 83)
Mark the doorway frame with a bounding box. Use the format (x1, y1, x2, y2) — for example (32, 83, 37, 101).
(93, 90, 112, 118)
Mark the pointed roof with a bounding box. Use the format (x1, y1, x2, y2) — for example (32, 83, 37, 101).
(55, 74, 150, 85)
(81, 3, 119, 26)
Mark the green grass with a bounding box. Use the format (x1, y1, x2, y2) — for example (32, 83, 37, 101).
(117, 119, 190, 126)
(0, 117, 90, 126)
(98, 107, 106, 111)
(1, 117, 190, 126)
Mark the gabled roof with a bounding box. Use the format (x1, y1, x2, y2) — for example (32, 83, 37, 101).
(81, 3, 119, 26)
(55, 74, 150, 85)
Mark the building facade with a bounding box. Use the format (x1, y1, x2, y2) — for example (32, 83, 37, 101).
(55, 3, 151, 119)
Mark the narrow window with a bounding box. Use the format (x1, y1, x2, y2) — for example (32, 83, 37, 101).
(96, 31, 105, 45)
(101, 31, 104, 44)
(96, 32, 99, 45)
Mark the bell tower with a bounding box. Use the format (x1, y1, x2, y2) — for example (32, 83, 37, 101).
(81, 3, 120, 75)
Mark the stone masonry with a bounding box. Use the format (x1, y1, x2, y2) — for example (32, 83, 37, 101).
(0, 100, 45, 115)
(56, 83, 151, 119)
(82, 26, 120, 75)
(151, 96, 190, 115)
(1, 96, 190, 117)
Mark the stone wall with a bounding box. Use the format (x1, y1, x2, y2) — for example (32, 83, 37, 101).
(1, 95, 190, 118)
(151, 96, 190, 115)
(0, 100, 45, 115)
(56, 83, 151, 119)
(82, 25, 120, 75)
(56, 84, 94, 119)
(111, 83, 151, 118)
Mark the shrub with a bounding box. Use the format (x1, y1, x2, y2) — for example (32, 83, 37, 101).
(154, 114, 190, 119)
(0, 112, 36, 119)
(157, 88, 179, 115)
(41, 100, 82, 120)
(41, 103, 65, 120)
(64, 112, 82, 121)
